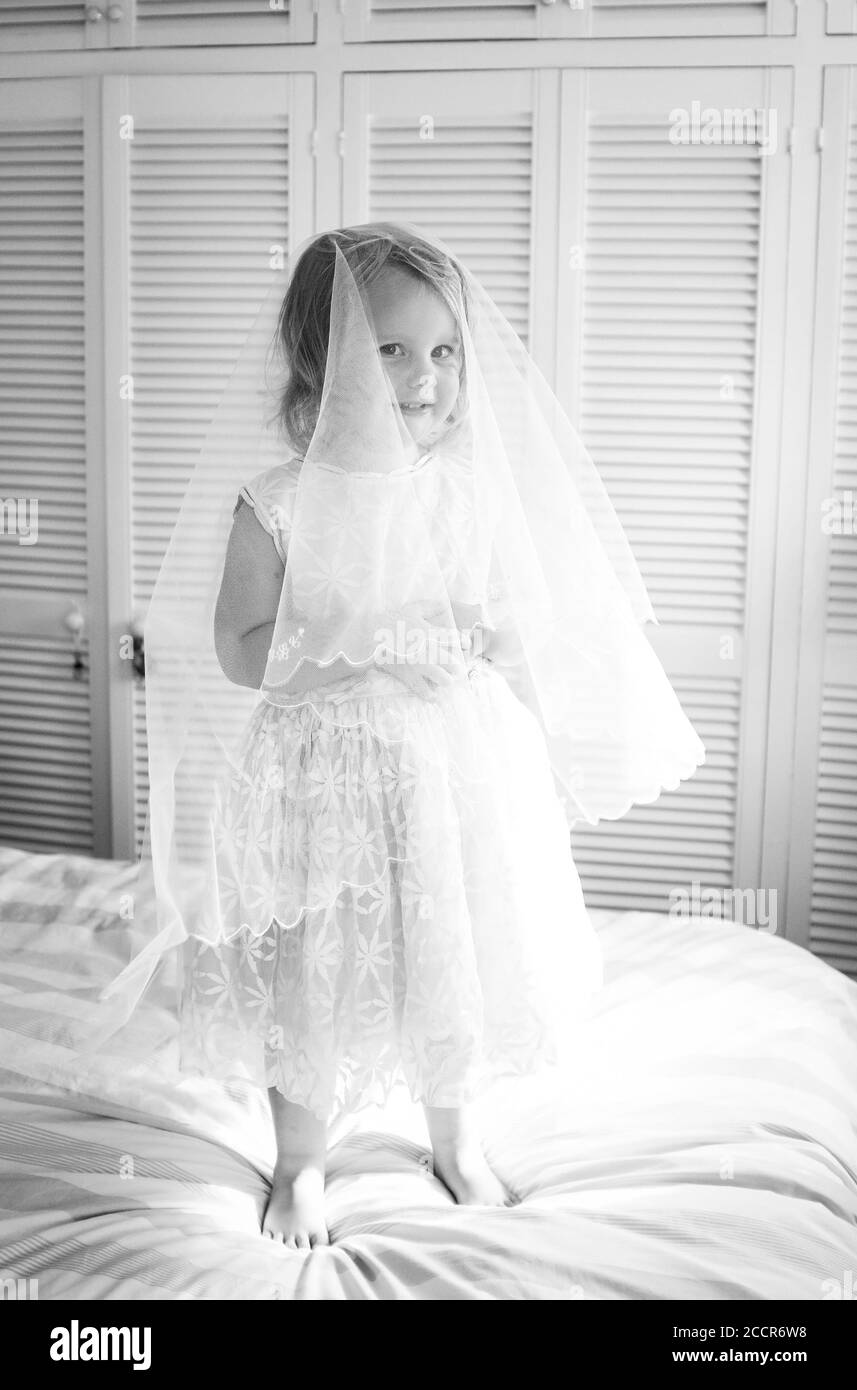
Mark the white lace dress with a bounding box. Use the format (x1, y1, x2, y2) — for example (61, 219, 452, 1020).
(177, 449, 604, 1126)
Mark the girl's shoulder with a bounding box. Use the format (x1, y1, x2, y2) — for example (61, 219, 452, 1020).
(244, 454, 304, 495)
(236, 456, 304, 558)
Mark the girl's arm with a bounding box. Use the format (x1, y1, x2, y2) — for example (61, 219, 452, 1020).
(214, 502, 282, 688)
(479, 615, 527, 670)
(214, 502, 375, 692)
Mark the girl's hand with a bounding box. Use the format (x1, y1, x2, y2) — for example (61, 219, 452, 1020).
(479, 616, 526, 670)
(382, 658, 455, 700)
(445, 600, 525, 672)
(374, 601, 462, 699)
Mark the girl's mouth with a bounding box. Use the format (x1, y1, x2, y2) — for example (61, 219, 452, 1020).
(398, 402, 432, 414)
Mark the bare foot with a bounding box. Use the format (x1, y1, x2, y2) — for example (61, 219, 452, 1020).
(262, 1163, 329, 1249)
(431, 1142, 515, 1207)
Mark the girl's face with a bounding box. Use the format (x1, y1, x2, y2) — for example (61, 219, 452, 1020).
(365, 267, 462, 451)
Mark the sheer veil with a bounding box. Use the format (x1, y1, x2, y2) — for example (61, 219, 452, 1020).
(83, 221, 704, 1049)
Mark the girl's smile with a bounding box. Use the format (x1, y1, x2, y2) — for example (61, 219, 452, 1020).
(365, 266, 462, 447)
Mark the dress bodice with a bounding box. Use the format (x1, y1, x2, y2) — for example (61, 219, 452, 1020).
(239, 446, 494, 611)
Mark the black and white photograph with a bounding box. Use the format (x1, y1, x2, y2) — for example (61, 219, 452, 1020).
(0, 0, 856, 1325)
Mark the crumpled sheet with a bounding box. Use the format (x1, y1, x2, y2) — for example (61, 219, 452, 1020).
(0, 845, 855, 1300)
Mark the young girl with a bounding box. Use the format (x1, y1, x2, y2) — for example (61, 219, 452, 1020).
(178, 226, 609, 1249)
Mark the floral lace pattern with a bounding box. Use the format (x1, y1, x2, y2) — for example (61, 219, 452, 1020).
(180, 666, 602, 1126)
(178, 455, 603, 1126)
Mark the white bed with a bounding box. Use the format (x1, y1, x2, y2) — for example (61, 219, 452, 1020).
(1, 844, 855, 1300)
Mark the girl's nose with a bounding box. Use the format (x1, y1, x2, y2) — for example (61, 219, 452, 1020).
(407, 365, 438, 401)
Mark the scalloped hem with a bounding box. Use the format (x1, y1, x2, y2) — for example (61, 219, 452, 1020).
(260, 657, 492, 721)
(176, 1041, 579, 1132)
(219, 833, 512, 940)
(568, 742, 707, 829)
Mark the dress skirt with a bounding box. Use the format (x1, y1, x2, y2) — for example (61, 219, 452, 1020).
(177, 662, 603, 1127)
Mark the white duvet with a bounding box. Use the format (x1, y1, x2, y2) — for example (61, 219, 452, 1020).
(0, 846, 855, 1300)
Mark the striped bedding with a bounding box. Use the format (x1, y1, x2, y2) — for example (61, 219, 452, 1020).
(0, 845, 855, 1300)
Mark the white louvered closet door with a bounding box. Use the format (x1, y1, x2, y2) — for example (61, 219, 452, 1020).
(0, 0, 315, 51)
(788, 68, 857, 980)
(130, 1, 315, 47)
(560, 68, 792, 917)
(343, 0, 796, 41)
(0, 1, 102, 53)
(101, 75, 314, 857)
(827, 0, 857, 32)
(343, 66, 793, 917)
(342, 69, 562, 375)
(0, 80, 103, 853)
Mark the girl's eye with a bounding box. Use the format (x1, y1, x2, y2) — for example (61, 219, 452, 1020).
(378, 343, 459, 360)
